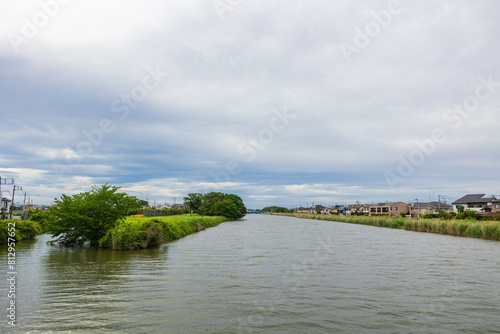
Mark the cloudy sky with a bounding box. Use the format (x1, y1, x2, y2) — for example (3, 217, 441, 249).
(1, 0, 499, 209)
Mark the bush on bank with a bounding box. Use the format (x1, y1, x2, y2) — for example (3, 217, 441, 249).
(99, 214, 229, 250)
(0, 219, 42, 244)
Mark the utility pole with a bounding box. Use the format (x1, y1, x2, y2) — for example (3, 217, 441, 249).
(23, 191, 27, 219)
(438, 195, 442, 211)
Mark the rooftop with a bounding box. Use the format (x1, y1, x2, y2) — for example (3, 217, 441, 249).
(452, 194, 495, 205)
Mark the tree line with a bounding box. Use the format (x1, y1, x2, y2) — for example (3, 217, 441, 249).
(183, 192, 247, 220)
(26, 184, 246, 247)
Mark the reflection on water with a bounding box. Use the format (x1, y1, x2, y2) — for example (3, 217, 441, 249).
(2, 215, 500, 333)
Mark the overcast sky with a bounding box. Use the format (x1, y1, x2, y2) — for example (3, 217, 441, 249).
(1, 0, 499, 209)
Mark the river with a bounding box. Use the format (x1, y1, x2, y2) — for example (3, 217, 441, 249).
(2, 214, 500, 333)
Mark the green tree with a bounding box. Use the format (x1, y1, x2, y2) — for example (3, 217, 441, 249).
(400, 212, 406, 218)
(29, 209, 55, 233)
(262, 206, 291, 213)
(190, 192, 246, 219)
(213, 199, 242, 220)
(184, 193, 204, 213)
(224, 193, 247, 217)
(48, 184, 140, 246)
(199, 192, 226, 216)
(456, 205, 465, 213)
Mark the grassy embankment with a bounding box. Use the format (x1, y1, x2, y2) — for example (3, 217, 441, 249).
(0, 219, 42, 244)
(276, 213, 500, 241)
(99, 214, 229, 250)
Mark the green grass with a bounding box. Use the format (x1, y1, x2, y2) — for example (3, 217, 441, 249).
(99, 214, 229, 250)
(0, 219, 42, 244)
(276, 213, 500, 241)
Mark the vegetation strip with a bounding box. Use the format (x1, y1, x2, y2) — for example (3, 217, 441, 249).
(99, 214, 229, 250)
(275, 213, 500, 241)
(0, 219, 42, 243)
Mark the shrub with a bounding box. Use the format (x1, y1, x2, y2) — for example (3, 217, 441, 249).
(0, 220, 42, 243)
(465, 210, 477, 220)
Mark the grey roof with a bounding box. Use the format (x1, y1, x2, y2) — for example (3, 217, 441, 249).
(413, 201, 452, 209)
(372, 202, 404, 206)
(452, 194, 494, 205)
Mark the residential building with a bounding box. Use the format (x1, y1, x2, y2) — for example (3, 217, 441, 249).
(492, 199, 500, 214)
(315, 205, 331, 215)
(410, 201, 452, 216)
(369, 202, 413, 217)
(346, 204, 371, 216)
(452, 194, 495, 212)
(1, 197, 11, 216)
(294, 207, 309, 213)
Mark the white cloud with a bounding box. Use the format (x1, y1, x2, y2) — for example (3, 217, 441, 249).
(1, 0, 499, 207)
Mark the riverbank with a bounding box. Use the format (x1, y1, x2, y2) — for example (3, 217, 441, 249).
(0, 219, 42, 244)
(274, 213, 500, 241)
(99, 214, 229, 249)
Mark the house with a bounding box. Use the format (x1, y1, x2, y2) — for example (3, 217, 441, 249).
(25, 204, 37, 210)
(346, 204, 371, 216)
(294, 207, 309, 213)
(331, 205, 345, 215)
(315, 205, 331, 215)
(410, 201, 452, 216)
(452, 194, 495, 212)
(492, 199, 500, 214)
(369, 202, 413, 217)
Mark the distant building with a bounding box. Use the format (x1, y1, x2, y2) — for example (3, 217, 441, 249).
(315, 205, 331, 215)
(410, 201, 452, 215)
(1, 198, 11, 216)
(369, 202, 413, 217)
(492, 199, 500, 214)
(345, 204, 370, 216)
(294, 207, 309, 213)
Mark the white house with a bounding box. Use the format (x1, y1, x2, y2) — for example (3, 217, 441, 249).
(451, 194, 495, 212)
(1, 197, 11, 216)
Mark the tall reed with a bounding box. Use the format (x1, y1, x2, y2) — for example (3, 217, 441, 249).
(276, 213, 500, 241)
